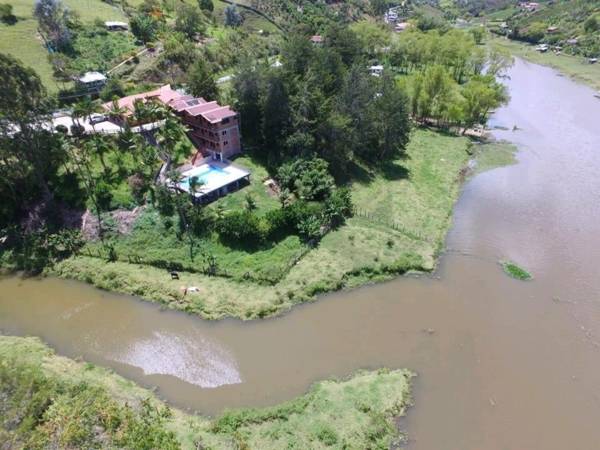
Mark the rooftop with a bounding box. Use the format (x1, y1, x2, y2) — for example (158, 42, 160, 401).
(103, 85, 183, 115)
(104, 85, 237, 123)
(105, 21, 128, 28)
(79, 71, 107, 83)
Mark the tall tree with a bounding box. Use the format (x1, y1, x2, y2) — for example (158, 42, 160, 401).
(368, 74, 411, 161)
(198, 0, 214, 13)
(175, 4, 205, 39)
(188, 59, 218, 101)
(0, 53, 56, 208)
(33, 0, 72, 50)
(233, 61, 263, 145)
(224, 5, 243, 27)
(260, 71, 290, 164)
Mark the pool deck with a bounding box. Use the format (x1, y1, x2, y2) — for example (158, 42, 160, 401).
(178, 160, 250, 201)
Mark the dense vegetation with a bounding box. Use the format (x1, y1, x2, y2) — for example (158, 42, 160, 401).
(0, 335, 414, 449)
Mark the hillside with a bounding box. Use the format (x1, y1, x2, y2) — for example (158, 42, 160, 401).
(487, 0, 600, 58)
(0, 0, 129, 91)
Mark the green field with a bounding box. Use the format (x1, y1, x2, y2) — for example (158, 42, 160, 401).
(52, 129, 515, 320)
(0, 0, 127, 91)
(492, 38, 600, 91)
(0, 335, 413, 449)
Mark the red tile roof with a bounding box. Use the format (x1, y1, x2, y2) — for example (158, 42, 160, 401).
(104, 85, 237, 123)
(103, 85, 183, 115)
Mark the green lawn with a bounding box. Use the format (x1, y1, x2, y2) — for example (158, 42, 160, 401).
(211, 155, 281, 213)
(0, 335, 414, 449)
(491, 37, 600, 91)
(0, 0, 128, 91)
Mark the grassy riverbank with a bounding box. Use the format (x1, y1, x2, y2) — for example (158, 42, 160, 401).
(0, 335, 413, 449)
(50, 130, 462, 319)
(49, 130, 516, 320)
(491, 38, 600, 91)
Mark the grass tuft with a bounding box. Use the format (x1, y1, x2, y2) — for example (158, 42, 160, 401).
(501, 261, 532, 281)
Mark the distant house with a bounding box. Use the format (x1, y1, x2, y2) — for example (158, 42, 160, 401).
(77, 72, 107, 93)
(566, 38, 578, 45)
(520, 2, 539, 11)
(547, 26, 559, 33)
(535, 44, 549, 52)
(105, 21, 128, 31)
(395, 22, 410, 32)
(104, 85, 242, 162)
(369, 65, 384, 77)
(310, 35, 323, 45)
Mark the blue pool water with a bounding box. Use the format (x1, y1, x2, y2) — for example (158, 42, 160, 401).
(179, 165, 228, 190)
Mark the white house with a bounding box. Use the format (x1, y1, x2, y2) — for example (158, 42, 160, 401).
(369, 65, 384, 77)
(77, 72, 107, 92)
(105, 21, 128, 31)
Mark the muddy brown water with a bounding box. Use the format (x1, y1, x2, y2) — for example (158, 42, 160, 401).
(2, 58, 600, 449)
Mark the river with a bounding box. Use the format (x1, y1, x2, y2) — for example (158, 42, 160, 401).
(2, 58, 600, 449)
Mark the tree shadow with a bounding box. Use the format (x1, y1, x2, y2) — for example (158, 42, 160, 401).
(336, 160, 375, 186)
(379, 160, 409, 181)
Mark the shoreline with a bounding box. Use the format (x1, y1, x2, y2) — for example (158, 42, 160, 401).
(41, 134, 517, 321)
(491, 37, 600, 92)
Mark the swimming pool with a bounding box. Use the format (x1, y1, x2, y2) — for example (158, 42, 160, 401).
(178, 162, 250, 197)
(179, 165, 228, 190)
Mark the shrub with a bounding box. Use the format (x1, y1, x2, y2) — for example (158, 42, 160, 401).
(297, 214, 322, 241)
(94, 181, 113, 211)
(55, 124, 68, 134)
(283, 201, 324, 233)
(0, 3, 17, 25)
(100, 78, 126, 102)
(315, 424, 339, 445)
(128, 173, 149, 205)
(155, 186, 175, 216)
(131, 14, 158, 43)
(584, 16, 598, 34)
(224, 5, 243, 27)
(323, 187, 353, 228)
(277, 158, 335, 201)
(217, 210, 268, 244)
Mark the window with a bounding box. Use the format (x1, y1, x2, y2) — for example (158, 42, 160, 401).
(222, 118, 230, 124)
(223, 141, 228, 145)
(222, 130, 227, 135)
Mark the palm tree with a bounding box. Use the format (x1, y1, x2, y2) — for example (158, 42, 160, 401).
(106, 99, 128, 131)
(132, 99, 164, 126)
(156, 110, 187, 171)
(74, 96, 103, 133)
(86, 135, 111, 175)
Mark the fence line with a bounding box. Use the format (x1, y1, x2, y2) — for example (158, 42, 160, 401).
(81, 244, 313, 286)
(353, 208, 429, 242)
